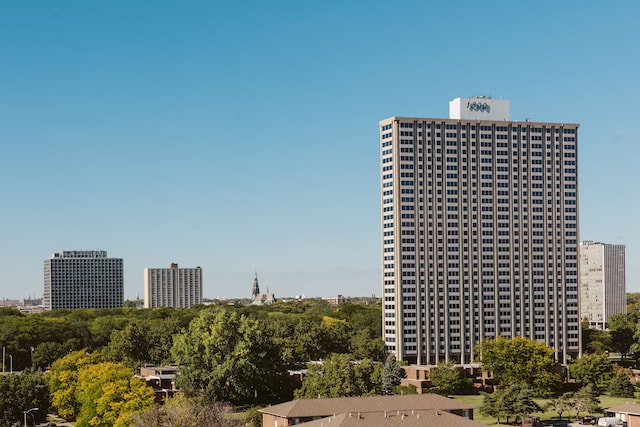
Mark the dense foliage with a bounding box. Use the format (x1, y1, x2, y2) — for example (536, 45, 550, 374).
(46, 351, 155, 425)
(47, 350, 101, 419)
(569, 353, 613, 390)
(608, 312, 639, 360)
(0, 370, 49, 426)
(549, 385, 601, 421)
(380, 355, 403, 393)
(608, 368, 636, 398)
(0, 306, 199, 371)
(480, 384, 541, 425)
(294, 353, 380, 398)
(14, 297, 640, 426)
(75, 362, 155, 427)
(429, 361, 472, 396)
(130, 394, 239, 427)
(171, 309, 292, 405)
(478, 336, 560, 397)
(1, 299, 382, 423)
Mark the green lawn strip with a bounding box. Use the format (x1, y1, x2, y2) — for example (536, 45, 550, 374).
(452, 393, 640, 426)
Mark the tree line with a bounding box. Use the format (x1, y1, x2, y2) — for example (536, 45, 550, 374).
(0, 299, 382, 425)
(5, 294, 640, 425)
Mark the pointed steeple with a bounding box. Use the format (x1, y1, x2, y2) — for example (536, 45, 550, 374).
(251, 271, 260, 298)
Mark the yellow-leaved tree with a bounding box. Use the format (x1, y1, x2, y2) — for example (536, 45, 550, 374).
(75, 361, 155, 427)
(46, 350, 101, 420)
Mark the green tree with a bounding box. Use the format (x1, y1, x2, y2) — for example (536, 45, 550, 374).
(628, 293, 640, 314)
(294, 353, 379, 398)
(550, 392, 574, 421)
(608, 371, 635, 398)
(609, 312, 638, 359)
(32, 341, 79, 370)
(101, 320, 149, 368)
(480, 384, 541, 425)
(75, 361, 155, 427)
(321, 316, 352, 355)
(46, 350, 101, 420)
(349, 328, 384, 360)
(102, 317, 180, 368)
(509, 385, 542, 421)
(0, 370, 49, 426)
(569, 353, 613, 390)
(630, 325, 640, 363)
(381, 355, 404, 394)
(291, 317, 327, 361)
(88, 314, 129, 350)
(147, 316, 182, 364)
(429, 361, 471, 396)
(478, 336, 560, 397)
(171, 308, 290, 405)
(571, 384, 601, 419)
(479, 391, 499, 422)
(582, 320, 611, 354)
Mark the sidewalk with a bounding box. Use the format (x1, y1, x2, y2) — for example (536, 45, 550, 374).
(37, 414, 75, 426)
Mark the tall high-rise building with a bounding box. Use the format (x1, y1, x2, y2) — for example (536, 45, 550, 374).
(43, 250, 123, 310)
(380, 97, 580, 365)
(143, 263, 202, 308)
(579, 241, 626, 330)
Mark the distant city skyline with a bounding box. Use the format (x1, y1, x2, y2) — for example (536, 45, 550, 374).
(0, 1, 638, 300)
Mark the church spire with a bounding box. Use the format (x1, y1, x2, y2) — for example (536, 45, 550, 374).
(251, 271, 260, 298)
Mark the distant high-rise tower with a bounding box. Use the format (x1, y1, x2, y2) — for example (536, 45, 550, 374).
(43, 250, 123, 310)
(579, 241, 626, 329)
(380, 97, 580, 364)
(144, 263, 202, 308)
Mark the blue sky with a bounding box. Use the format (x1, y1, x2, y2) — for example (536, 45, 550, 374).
(0, 1, 638, 300)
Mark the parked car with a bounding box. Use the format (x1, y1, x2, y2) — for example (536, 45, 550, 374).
(580, 415, 597, 425)
(597, 417, 625, 426)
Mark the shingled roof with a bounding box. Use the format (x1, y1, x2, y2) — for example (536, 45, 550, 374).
(608, 403, 640, 415)
(260, 394, 474, 418)
(298, 410, 484, 427)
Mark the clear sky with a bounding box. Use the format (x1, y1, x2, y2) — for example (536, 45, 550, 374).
(0, 1, 638, 300)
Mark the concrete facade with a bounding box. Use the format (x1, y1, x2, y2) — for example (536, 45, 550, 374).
(380, 98, 580, 365)
(144, 263, 202, 308)
(43, 250, 123, 310)
(579, 241, 626, 329)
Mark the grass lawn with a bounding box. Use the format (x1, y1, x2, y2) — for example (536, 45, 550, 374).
(452, 393, 640, 426)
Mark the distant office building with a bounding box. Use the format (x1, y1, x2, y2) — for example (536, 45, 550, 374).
(43, 250, 123, 310)
(380, 97, 581, 364)
(250, 272, 276, 305)
(324, 295, 349, 305)
(579, 241, 626, 329)
(143, 263, 202, 308)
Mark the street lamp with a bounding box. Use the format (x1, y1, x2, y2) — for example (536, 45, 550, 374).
(23, 407, 38, 427)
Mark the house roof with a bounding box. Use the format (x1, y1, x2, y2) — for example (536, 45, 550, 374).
(259, 394, 474, 418)
(608, 403, 640, 415)
(298, 410, 484, 427)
